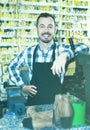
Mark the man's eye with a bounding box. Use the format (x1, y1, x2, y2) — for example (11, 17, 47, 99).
(39, 25, 54, 29)
(48, 26, 53, 29)
(40, 25, 45, 28)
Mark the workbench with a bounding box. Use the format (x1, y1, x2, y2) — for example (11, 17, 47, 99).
(0, 104, 90, 130)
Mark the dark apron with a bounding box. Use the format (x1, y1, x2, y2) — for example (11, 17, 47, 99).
(27, 43, 62, 105)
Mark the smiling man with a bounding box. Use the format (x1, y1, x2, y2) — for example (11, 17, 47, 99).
(8, 13, 89, 105)
(37, 16, 55, 44)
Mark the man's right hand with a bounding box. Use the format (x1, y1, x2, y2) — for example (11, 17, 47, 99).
(22, 85, 37, 97)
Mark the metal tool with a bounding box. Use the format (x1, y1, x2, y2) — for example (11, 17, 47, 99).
(6, 86, 26, 115)
(60, 73, 65, 84)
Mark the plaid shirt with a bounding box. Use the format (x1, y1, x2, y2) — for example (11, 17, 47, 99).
(8, 42, 89, 88)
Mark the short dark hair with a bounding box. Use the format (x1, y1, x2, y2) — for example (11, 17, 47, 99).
(36, 12, 56, 27)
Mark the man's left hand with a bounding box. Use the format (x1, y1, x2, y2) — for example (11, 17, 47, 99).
(51, 52, 68, 75)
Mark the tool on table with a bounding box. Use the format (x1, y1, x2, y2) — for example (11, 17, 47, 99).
(6, 85, 26, 115)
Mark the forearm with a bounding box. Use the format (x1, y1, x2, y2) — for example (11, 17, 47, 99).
(60, 51, 72, 61)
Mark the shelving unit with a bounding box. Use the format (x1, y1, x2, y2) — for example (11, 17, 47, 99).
(0, 0, 90, 84)
(59, 0, 90, 45)
(0, 0, 60, 83)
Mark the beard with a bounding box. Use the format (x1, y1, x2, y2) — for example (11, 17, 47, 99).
(39, 33, 54, 43)
(40, 38, 51, 43)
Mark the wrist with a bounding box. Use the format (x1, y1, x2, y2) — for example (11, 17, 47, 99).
(60, 52, 69, 61)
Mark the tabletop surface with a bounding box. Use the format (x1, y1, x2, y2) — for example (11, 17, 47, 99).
(0, 104, 90, 130)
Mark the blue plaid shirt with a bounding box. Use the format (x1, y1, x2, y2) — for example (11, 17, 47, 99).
(8, 42, 89, 88)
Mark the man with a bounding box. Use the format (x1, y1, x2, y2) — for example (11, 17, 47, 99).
(8, 13, 89, 105)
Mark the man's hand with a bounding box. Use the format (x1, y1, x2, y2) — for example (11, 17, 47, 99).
(22, 85, 37, 97)
(51, 52, 68, 75)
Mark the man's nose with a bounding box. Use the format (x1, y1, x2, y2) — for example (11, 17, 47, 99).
(44, 27, 49, 32)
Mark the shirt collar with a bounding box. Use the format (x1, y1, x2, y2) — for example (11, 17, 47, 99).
(38, 40, 55, 52)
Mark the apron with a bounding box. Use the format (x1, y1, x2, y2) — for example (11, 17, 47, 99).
(27, 43, 62, 105)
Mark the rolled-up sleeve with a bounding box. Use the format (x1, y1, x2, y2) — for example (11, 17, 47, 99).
(58, 43, 89, 60)
(8, 50, 26, 88)
(74, 43, 89, 56)
(58, 44, 74, 60)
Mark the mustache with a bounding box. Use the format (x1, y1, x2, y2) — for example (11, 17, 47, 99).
(42, 33, 51, 36)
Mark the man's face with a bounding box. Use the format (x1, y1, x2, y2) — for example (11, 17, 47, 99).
(37, 17, 56, 44)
